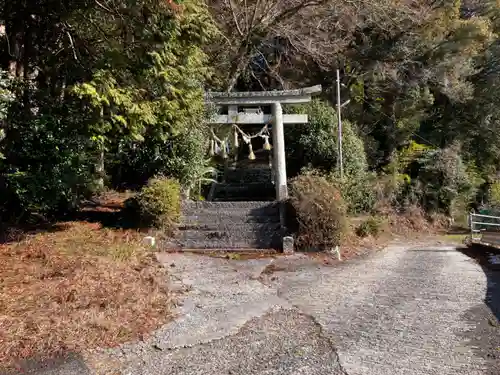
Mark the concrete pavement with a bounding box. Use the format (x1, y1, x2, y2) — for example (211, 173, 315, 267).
(12, 242, 498, 375)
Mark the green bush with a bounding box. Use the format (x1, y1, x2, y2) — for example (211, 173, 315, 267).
(285, 99, 368, 177)
(164, 126, 217, 198)
(336, 172, 377, 214)
(128, 177, 181, 231)
(356, 216, 384, 237)
(374, 142, 483, 219)
(373, 142, 427, 211)
(488, 181, 500, 208)
(289, 172, 347, 250)
(417, 143, 482, 217)
(108, 125, 214, 197)
(0, 112, 98, 220)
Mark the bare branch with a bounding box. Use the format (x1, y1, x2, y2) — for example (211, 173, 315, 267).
(226, 0, 244, 37)
(249, 0, 262, 32)
(208, 0, 439, 90)
(244, 0, 249, 32)
(263, 0, 327, 29)
(66, 30, 78, 61)
(94, 0, 114, 14)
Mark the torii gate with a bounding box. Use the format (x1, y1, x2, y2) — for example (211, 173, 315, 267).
(205, 85, 322, 201)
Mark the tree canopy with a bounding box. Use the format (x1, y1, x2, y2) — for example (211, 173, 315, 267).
(2, 0, 500, 219)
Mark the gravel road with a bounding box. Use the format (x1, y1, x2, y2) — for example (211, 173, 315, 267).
(10, 242, 499, 375)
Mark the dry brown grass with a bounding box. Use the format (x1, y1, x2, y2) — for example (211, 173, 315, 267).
(0, 220, 171, 369)
(387, 206, 430, 234)
(340, 205, 444, 261)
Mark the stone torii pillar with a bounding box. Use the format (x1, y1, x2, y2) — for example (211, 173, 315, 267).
(271, 102, 287, 200)
(205, 85, 322, 201)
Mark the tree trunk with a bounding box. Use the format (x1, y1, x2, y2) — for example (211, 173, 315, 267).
(6, 24, 23, 78)
(96, 108, 106, 190)
(96, 147, 105, 190)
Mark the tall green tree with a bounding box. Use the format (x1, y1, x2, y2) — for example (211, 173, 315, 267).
(0, 0, 215, 217)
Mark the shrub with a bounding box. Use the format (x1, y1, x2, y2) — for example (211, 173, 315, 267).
(488, 181, 500, 208)
(288, 172, 347, 250)
(110, 125, 215, 198)
(356, 216, 384, 237)
(1, 109, 99, 221)
(127, 177, 181, 231)
(429, 212, 453, 229)
(284, 99, 368, 177)
(373, 142, 427, 211)
(389, 204, 430, 233)
(417, 143, 482, 217)
(164, 126, 217, 198)
(376, 142, 483, 219)
(336, 172, 377, 214)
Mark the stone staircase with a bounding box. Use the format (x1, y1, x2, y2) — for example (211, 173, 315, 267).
(176, 167, 283, 250)
(177, 201, 282, 249)
(211, 167, 275, 202)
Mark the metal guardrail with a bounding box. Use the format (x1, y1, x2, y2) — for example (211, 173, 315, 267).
(469, 213, 500, 247)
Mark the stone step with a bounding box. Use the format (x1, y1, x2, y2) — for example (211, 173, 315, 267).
(213, 197, 275, 202)
(179, 222, 281, 232)
(215, 182, 273, 189)
(176, 230, 282, 249)
(224, 168, 272, 184)
(178, 200, 282, 250)
(181, 214, 279, 225)
(182, 202, 280, 217)
(212, 183, 275, 202)
(178, 228, 281, 240)
(182, 201, 279, 210)
(181, 206, 280, 217)
(175, 239, 280, 250)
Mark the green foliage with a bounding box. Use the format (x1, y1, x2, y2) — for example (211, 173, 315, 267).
(289, 172, 347, 250)
(373, 141, 431, 210)
(285, 99, 368, 177)
(367, 142, 484, 219)
(369, 173, 405, 213)
(336, 172, 377, 214)
(165, 126, 216, 198)
(0, 72, 13, 122)
(417, 143, 482, 216)
(397, 141, 432, 172)
(0, 110, 97, 219)
(0, 0, 215, 220)
(70, 0, 214, 188)
(488, 181, 500, 208)
(130, 177, 181, 231)
(356, 216, 384, 238)
(0, 72, 13, 162)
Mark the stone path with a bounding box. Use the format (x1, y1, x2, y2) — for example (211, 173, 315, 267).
(267, 244, 496, 375)
(14, 242, 499, 375)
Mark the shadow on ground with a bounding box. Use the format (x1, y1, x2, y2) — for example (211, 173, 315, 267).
(1, 353, 90, 375)
(73, 204, 132, 229)
(0, 221, 68, 245)
(458, 244, 500, 375)
(0, 198, 145, 245)
(409, 249, 458, 253)
(460, 244, 500, 320)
